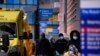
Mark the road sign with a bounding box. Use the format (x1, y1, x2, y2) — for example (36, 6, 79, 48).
(39, 9, 53, 19)
(40, 27, 46, 33)
(40, 21, 47, 28)
(48, 28, 59, 35)
(81, 8, 100, 56)
(49, 15, 58, 21)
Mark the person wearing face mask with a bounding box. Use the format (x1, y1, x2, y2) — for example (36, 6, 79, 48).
(70, 30, 80, 52)
(54, 33, 68, 56)
(64, 44, 80, 56)
(63, 30, 80, 56)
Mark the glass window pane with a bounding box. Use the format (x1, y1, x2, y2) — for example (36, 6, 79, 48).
(6, 5, 13, 9)
(14, 0, 20, 4)
(20, 5, 26, 8)
(26, 0, 37, 5)
(14, 5, 20, 9)
(0, 4, 6, 8)
(6, 0, 13, 4)
(26, 5, 32, 7)
(33, 0, 37, 5)
(27, 11, 34, 24)
(26, 0, 33, 4)
(21, 0, 26, 4)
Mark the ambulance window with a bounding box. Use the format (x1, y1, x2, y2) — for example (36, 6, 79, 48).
(0, 23, 17, 37)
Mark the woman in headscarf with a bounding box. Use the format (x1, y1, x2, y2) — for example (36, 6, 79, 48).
(63, 30, 80, 56)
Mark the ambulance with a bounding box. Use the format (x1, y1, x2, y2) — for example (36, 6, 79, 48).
(0, 9, 33, 56)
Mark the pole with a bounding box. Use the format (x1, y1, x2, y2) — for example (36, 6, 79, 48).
(34, 0, 40, 41)
(34, 0, 40, 56)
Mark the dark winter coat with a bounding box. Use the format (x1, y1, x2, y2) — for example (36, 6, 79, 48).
(54, 38, 68, 54)
(37, 38, 52, 56)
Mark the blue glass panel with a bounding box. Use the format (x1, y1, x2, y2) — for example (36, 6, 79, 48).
(6, 0, 13, 4)
(26, 0, 37, 5)
(6, 5, 13, 9)
(27, 0, 33, 4)
(0, 4, 6, 8)
(27, 11, 34, 24)
(26, 5, 32, 7)
(20, 5, 26, 8)
(33, 0, 37, 5)
(14, 5, 20, 9)
(14, 0, 20, 4)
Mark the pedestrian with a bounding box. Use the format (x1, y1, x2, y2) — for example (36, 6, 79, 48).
(49, 36, 56, 56)
(63, 30, 80, 56)
(54, 33, 68, 56)
(70, 30, 80, 52)
(49, 36, 55, 48)
(63, 45, 80, 56)
(36, 33, 52, 56)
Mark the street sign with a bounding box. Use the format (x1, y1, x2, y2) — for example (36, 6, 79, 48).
(48, 28, 59, 35)
(40, 21, 47, 28)
(39, 9, 53, 19)
(81, 1, 100, 55)
(49, 15, 58, 21)
(81, 8, 100, 56)
(40, 27, 46, 33)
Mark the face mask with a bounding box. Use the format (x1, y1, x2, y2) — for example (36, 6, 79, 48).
(69, 51, 73, 54)
(73, 36, 77, 40)
(60, 36, 64, 39)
